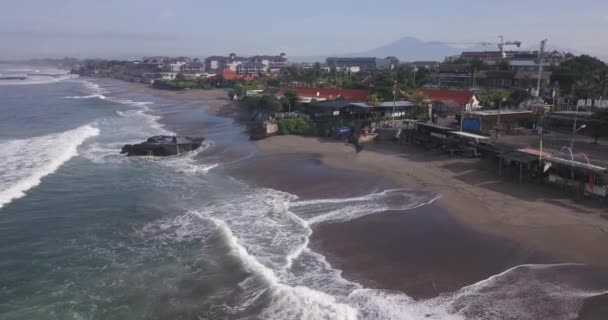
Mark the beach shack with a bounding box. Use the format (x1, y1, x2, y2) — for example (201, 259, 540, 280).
(546, 111, 592, 132)
(307, 100, 352, 119)
(443, 131, 490, 157)
(462, 110, 534, 134)
(541, 155, 608, 198)
(410, 122, 456, 148)
(496, 148, 544, 183)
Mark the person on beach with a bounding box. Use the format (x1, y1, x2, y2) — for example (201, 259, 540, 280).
(348, 133, 363, 153)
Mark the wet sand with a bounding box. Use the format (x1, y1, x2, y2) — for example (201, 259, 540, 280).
(223, 150, 553, 300)
(145, 86, 608, 317)
(310, 207, 550, 300)
(127, 83, 242, 119)
(256, 136, 608, 268)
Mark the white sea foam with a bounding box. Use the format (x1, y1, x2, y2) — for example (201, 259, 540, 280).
(147, 183, 608, 319)
(209, 217, 359, 320)
(0, 124, 99, 209)
(63, 94, 107, 100)
(82, 80, 108, 94)
(290, 189, 442, 225)
(0, 74, 77, 86)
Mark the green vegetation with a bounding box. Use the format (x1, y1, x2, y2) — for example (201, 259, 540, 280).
(283, 90, 301, 111)
(259, 95, 283, 113)
(551, 55, 608, 99)
(276, 118, 312, 135)
(588, 109, 608, 143)
(478, 90, 509, 108)
(154, 79, 199, 90)
(233, 83, 245, 97)
(507, 89, 532, 106)
(411, 91, 429, 119)
(367, 94, 380, 106)
(241, 95, 283, 113)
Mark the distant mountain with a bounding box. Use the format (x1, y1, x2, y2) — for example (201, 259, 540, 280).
(289, 36, 603, 64)
(290, 37, 459, 63)
(356, 37, 461, 62)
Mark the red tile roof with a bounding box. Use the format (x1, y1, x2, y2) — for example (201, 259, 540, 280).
(278, 87, 369, 102)
(418, 88, 476, 106)
(221, 68, 238, 81)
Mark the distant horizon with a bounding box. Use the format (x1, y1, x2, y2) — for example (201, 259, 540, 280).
(1, 0, 607, 61)
(1, 35, 606, 64)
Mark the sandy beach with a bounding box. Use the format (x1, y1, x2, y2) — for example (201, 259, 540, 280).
(131, 84, 608, 317)
(127, 84, 242, 118)
(255, 136, 608, 268)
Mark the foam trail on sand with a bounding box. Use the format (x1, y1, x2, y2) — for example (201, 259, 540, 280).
(0, 124, 99, 209)
(290, 189, 442, 224)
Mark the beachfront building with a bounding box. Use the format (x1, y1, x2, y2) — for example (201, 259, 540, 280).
(461, 110, 534, 134)
(417, 88, 480, 114)
(276, 87, 369, 104)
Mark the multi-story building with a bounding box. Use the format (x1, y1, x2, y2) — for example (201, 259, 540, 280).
(325, 57, 397, 72)
(204, 53, 287, 73)
(249, 54, 288, 73)
(428, 64, 473, 87)
(460, 50, 571, 68)
(180, 62, 205, 73)
(236, 62, 266, 77)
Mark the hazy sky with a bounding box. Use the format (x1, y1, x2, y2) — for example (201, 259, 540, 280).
(1, 0, 607, 59)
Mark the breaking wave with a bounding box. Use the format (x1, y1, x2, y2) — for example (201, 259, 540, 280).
(135, 182, 608, 319)
(0, 124, 99, 209)
(63, 94, 107, 100)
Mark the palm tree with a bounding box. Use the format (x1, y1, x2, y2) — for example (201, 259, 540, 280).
(592, 68, 608, 98)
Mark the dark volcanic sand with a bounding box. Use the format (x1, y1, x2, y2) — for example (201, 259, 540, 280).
(227, 151, 556, 300)
(156, 99, 608, 318)
(310, 206, 552, 300)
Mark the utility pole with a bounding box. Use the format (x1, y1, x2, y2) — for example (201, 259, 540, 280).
(460, 105, 465, 132)
(392, 80, 397, 121)
(536, 39, 548, 98)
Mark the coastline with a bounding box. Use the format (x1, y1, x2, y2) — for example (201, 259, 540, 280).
(255, 136, 608, 268)
(132, 81, 608, 317)
(126, 83, 243, 119)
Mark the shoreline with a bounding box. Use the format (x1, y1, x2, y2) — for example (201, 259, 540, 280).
(133, 81, 608, 316)
(255, 135, 608, 268)
(126, 83, 244, 119)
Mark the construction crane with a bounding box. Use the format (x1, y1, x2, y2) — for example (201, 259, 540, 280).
(445, 35, 522, 59)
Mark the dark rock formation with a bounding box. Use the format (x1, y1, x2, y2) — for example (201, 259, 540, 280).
(121, 136, 205, 156)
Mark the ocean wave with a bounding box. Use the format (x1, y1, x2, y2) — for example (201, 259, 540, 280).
(63, 94, 107, 100)
(0, 74, 77, 86)
(0, 124, 99, 209)
(82, 80, 108, 94)
(210, 217, 359, 320)
(137, 184, 608, 319)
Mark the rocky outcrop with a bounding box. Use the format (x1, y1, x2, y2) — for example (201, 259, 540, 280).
(121, 136, 205, 156)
